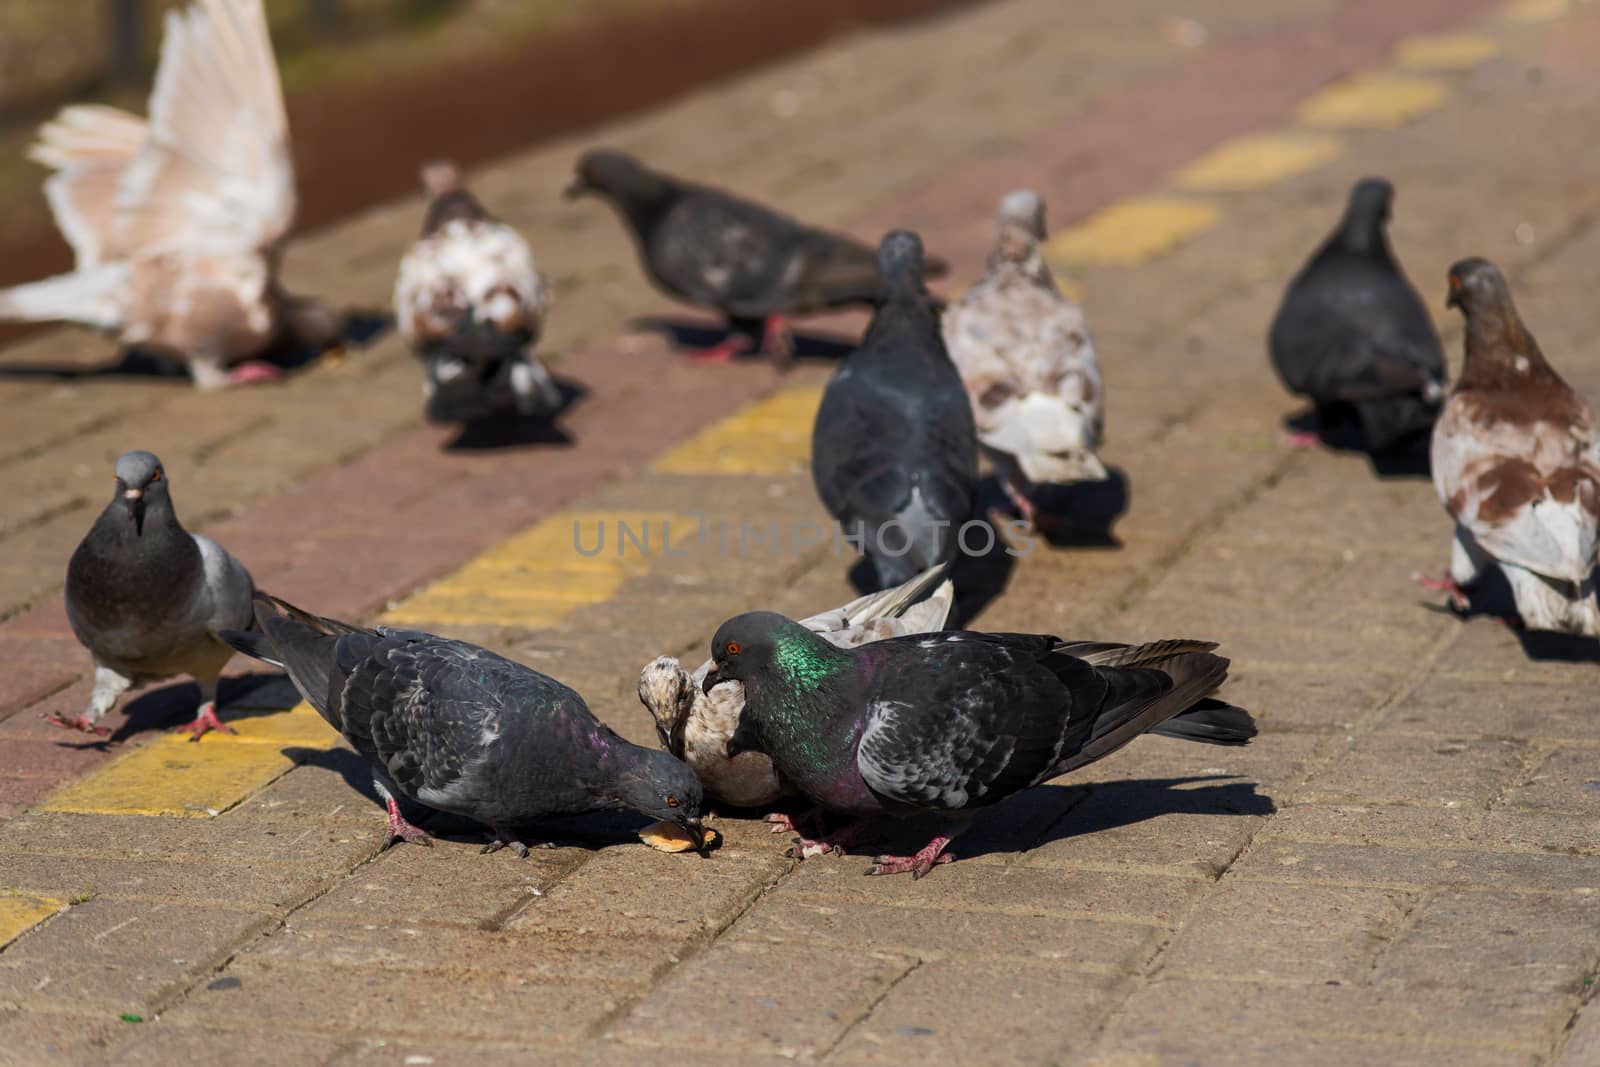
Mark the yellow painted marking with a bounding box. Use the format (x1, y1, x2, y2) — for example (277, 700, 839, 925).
(1173, 132, 1344, 191)
(38, 735, 298, 818)
(227, 704, 341, 747)
(1394, 32, 1500, 70)
(0, 894, 64, 949)
(1501, 0, 1568, 23)
(653, 387, 824, 475)
(1045, 196, 1220, 267)
(382, 510, 695, 628)
(1297, 73, 1448, 129)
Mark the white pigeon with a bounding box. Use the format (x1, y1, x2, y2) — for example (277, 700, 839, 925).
(942, 189, 1106, 524)
(637, 565, 955, 810)
(393, 161, 559, 423)
(1419, 257, 1600, 635)
(0, 0, 339, 389)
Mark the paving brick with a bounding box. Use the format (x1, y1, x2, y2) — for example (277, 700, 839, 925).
(606, 940, 913, 1058)
(1375, 889, 1600, 994)
(1160, 881, 1411, 983)
(1015, 791, 1268, 878)
(1260, 802, 1600, 855)
(1382, 678, 1600, 742)
(297, 839, 578, 928)
(0, 852, 335, 910)
(728, 895, 1161, 971)
(1232, 838, 1600, 892)
(107, 1025, 350, 1066)
(1299, 733, 1534, 806)
(830, 960, 1122, 1065)
(0, 898, 274, 1015)
(1071, 1031, 1541, 1067)
(1218, 666, 1399, 733)
(0, 811, 377, 870)
(1500, 747, 1600, 816)
(0, 1009, 128, 1067)
(508, 843, 788, 940)
(163, 957, 619, 1043)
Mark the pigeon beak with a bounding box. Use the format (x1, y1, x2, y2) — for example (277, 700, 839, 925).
(122, 488, 143, 502)
(683, 816, 709, 856)
(124, 490, 146, 534)
(701, 667, 723, 695)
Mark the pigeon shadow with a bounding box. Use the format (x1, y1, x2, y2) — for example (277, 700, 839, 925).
(1283, 409, 1432, 479)
(0, 311, 389, 383)
(46, 672, 304, 751)
(439, 376, 587, 452)
(1008, 467, 1131, 549)
(867, 774, 1273, 864)
(630, 315, 857, 363)
(1514, 630, 1600, 663)
(1418, 570, 1600, 662)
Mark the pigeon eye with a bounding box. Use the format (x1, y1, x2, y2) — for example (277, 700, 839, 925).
(726, 641, 740, 656)
(666, 795, 679, 808)
(151, 469, 163, 482)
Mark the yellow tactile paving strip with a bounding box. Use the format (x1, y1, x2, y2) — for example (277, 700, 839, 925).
(1501, 0, 1570, 23)
(652, 387, 824, 476)
(1173, 132, 1346, 191)
(1394, 32, 1501, 69)
(0, 893, 64, 950)
(1296, 72, 1449, 128)
(1045, 196, 1222, 268)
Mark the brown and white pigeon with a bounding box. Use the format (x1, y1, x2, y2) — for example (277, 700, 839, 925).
(394, 161, 560, 424)
(942, 190, 1106, 525)
(637, 564, 954, 811)
(1418, 258, 1600, 634)
(53, 451, 255, 739)
(565, 149, 947, 365)
(0, 0, 339, 389)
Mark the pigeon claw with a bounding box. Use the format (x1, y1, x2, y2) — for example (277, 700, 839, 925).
(1411, 571, 1471, 612)
(381, 797, 431, 850)
(785, 820, 873, 860)
(761, 314, 794, 371)
(177, 704, 235, 741)
(482, 828, 550, 857)
(865, 835, 957, 879)
(691, 335, 754, 365)
(1280, 429, 1322, 449)
(42, 712, 110, 736)
(225, 360, 285, 386)
(765, 809, 822, 836)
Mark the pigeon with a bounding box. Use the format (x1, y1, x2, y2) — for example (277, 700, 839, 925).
(221, 593, 707, 855)
(637, 564, 954, 811)
(702, 612, 1256, 877)
(1416, 258, 1600, 634)
(943, 190, 1107, 525)
(565, 148, 947, 365)
(52, 451, 255, 739)
(394, 161, 562, 424)
(0, 0, 340, 389)
(1268, 177, 1445, 452)
(811, 231, 979, 591)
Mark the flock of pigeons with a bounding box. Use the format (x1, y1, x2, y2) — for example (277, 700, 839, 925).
(8, 0, 1597, 878)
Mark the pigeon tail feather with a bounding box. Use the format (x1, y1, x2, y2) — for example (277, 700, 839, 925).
(1063, 643, 1239, 771)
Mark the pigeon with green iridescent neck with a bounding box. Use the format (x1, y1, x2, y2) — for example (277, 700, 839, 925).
(702, 612, 1256, 878)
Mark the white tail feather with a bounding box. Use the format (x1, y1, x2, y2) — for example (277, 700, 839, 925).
(0, 266, 127, 329)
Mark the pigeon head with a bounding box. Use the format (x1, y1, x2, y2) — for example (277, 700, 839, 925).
(1445, 257, 1507, 314)
(703, 611, 845, 700)
(110, 450, 170, 534)
(637, 656, 697, 752)
(613, 747, 706, 846)
(418, 160, 486, 234)
(564, 150, 669, 205)
(1447, 257, 1556, 387)
(1335, 177, 1394, 253)
(993, 189, 1048, 266)
(876, 231, 929, 298)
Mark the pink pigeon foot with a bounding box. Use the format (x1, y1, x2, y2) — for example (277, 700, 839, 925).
(865, 833, 957, 879)
(761, 314, 794, 370)
(691, 335, 754, 364)
(381, 796, 431, 850)
(226, 360, 284, 386)
(43, 713, 110, 736)
(1002, 476, 1037, 528)
(1280, 429, 1322, 449)
(1411, 571, 1471, 612)
(177, 703, 235, 741)
(766, 809, 823, 836)
(787, 819, 875, 860)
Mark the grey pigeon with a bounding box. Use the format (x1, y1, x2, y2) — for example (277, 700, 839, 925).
(53, 450, 254, 738)
(565, 149, 947, 365)
(811, 231, 978, 591)
(943, 190, 1106, 525)
(221, 593, 706, 854)
(1269, 177, 1445, 452)
(703, 612, 1256, 877)
(394, 161, 562, 424)
(637, 564, 954, 811)
(0, 0, 341, 389)
(1416, 258, 1600, 633)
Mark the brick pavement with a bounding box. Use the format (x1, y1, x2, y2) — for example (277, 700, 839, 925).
(4, 0, 1600, 1062)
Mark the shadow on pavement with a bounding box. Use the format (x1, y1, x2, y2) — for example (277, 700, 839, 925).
(439, 376, 586, 452)
(1283, 408, 1433, 479)
(631, 314, 858, 364)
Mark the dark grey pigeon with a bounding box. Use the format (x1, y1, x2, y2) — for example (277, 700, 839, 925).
(1269, 177, 1445, 453)
(565, 148, 947, 365)
(703, 612, 1256, 878)
(221, 593, 706, 855)
(811, 231, 978, 592)
(52, 450, 254, 739)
